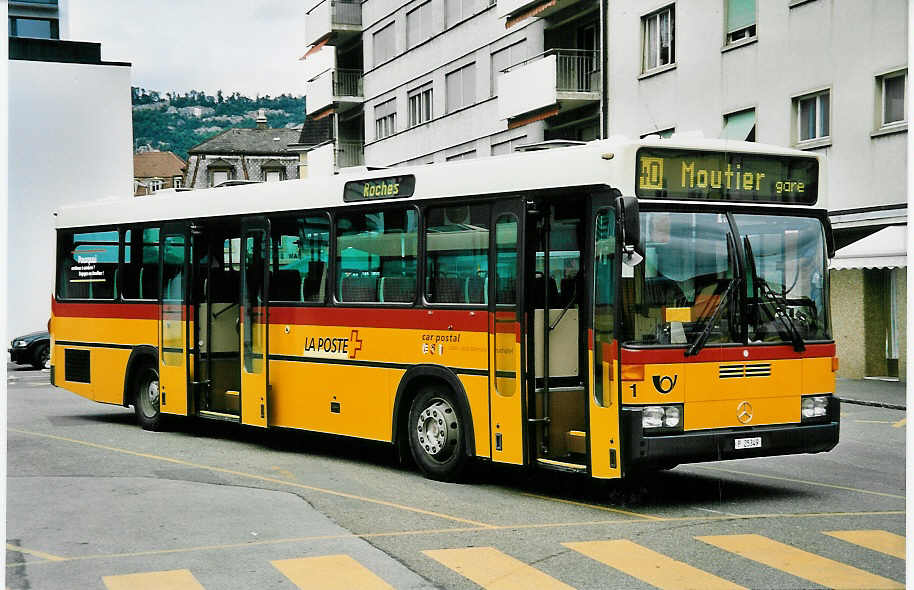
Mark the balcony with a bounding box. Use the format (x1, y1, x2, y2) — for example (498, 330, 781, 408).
(496, 0, 587, 26)
(336, 140, 365, 168)
(497, 49, 601, 121)
(305, 0, 362, 48)
(305, 67, 364, 116)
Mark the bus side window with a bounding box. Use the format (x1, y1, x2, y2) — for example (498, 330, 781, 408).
(593, 209, 614, 407)
(122, 226, 160, 300)
(57, 228, 118, 300)
(425, 204, 489, 304)
(270, 214, 329, 304)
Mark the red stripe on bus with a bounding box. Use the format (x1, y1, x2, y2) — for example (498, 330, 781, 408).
(52, 300, 159, 320)
(620, 342, 835, 364)
(269, 306, 489, 332)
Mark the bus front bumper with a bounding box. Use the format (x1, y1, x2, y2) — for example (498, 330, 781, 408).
(621, 401, 840, 468)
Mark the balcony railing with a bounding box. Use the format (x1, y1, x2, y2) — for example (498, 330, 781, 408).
(333, 69, 364, 97)
(504, 49, 600, 93)
(332, 0, 361, 26)
(336, 141, 364, 168)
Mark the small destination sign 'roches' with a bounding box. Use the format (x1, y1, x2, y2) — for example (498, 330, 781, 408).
(344, 175, 416, 202)
(636, 148, 819, 205)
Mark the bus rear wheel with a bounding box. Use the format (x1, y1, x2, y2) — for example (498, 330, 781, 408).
(408, 386, 467, 482)
(134, 365, 163, 431)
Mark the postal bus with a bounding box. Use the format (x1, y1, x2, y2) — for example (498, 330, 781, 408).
(50, 137, 839, 481)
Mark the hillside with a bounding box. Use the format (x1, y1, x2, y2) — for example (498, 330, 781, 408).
(132, 88, 305, 160)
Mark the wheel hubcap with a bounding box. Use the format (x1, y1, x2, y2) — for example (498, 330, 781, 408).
(143, 379, 159, 417)
(416, 397, 459, 462)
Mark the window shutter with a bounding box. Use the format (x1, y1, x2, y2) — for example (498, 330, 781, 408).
(727, 0, 755, 33)
(721, 109, 756, 140)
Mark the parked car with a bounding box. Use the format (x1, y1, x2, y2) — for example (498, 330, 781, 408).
(9, 330, 50, 369)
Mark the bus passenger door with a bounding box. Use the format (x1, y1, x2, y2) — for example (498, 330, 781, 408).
(588, 193, 622, 479)
(488, 200, 526, 465)
(240, 217, 270, 428)
(159, 223, 191, 416)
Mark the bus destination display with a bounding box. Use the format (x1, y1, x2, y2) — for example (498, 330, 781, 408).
(344, 175, 416, 202)
(636, 148, 818, 205)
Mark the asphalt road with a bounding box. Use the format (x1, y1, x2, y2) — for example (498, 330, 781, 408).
(6, 363, 906, 589)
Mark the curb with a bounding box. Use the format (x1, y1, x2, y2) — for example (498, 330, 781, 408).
(837, 397, 906, 411)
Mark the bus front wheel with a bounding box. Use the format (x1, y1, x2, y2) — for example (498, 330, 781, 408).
(408, 386, 468, 482)
(134, 365, 163, 431)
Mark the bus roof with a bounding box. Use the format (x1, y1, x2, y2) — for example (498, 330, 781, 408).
(55, 136, 824, 229)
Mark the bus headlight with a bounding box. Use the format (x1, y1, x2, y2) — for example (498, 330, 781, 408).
(641, 404, 684, 432)
(801, 395, 829, 421)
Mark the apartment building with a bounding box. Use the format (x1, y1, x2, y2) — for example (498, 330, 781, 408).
(9, 0, 67, 39)
(300, 0, 907, 379)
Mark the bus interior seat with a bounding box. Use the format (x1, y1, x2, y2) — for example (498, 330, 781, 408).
(430, 277, 463, 303)
(379, 276, 415, 303)
(302, 261, 325, 302)
(272, 269, 302, 302)
(496, 277, 516, 304)
(341, 275, 378, 302)
(466, 276, 487, 304)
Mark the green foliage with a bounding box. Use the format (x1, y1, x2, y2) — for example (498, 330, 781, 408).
(132, 87, 305, 159)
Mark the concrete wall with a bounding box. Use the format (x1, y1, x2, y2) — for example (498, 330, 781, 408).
(607, 0, 907, 212)
(830, 269, 865, 379)
(8, 59, 133, 338)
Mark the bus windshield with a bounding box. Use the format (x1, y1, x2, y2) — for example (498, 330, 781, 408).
(621, 211, 829, 347)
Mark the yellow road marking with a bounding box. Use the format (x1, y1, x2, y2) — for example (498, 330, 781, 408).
(424, 547, 574, 589)
(564, 539, 746, 590)
(5, 543, 65, 561)
(272, 555, 394, 590)
(698, 534, 903, 590)
(103, 569, 205, 590)
(694, 465, 905, 500)
(4, 511, 905, 569)
(892, 417, 906, 428)
(824, 530, 906, 559)
(521, 492, 663, 520)
(10, 428, 496, 528)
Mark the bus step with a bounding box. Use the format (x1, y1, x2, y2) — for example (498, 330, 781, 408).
(536, 458, 587, 473)
(566, 430, 587, 454)
(198, 410, 240, 423)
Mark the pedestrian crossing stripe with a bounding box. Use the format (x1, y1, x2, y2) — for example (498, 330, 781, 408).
(564, 539, 746, 590)
(824, 530, 906, 559)
(697, 533, 903, 590)
(272, 555, 394, 590)
(423, 546, 575, 589)
(103, 569, 205, 590)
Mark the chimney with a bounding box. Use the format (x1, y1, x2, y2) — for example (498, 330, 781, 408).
(256, 109, 268, 130)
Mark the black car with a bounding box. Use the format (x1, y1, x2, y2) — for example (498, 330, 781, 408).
(9, 330, 50, 369)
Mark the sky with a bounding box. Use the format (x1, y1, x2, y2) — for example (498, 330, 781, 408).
(67, 0, 304, 97)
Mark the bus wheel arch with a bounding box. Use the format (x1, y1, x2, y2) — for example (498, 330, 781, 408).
(393, 366, 476, 476)
(123, 346, 158, 407)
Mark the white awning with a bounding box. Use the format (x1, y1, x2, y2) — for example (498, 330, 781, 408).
(831, 225, 907, 270)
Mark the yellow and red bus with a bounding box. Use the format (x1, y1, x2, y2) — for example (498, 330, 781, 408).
(50, 137, 839, 480)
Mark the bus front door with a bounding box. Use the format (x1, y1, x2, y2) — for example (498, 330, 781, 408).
(159, 223, 191, 417)
(240, 217, 270, 428)
(488, 200, 526, 465)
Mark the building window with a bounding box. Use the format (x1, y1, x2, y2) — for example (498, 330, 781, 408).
(375, 98, 397, 139)
(446, 150, 476, 161)
(173, 176, 183, 189)
(722, 109, 756, 141)
(642, 5, 674, 73)
(446, 63, 476, 113)
(373, 22, 396, 66)
(210, 169, 231, 187)
(408, 84, 433, 127)
(878, 71, 906, 127)
(407, 2, 434, 48)
(490, 40, 526, 97)
(725, 0, 756, 44)
(264, 169, 284, 182)
(148, 179, 164, 192)
(9, 16, 58, 39)
(795, 91, 829, 143)
(446, 0, 478, 27)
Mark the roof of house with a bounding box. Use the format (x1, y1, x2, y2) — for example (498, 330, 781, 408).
(188, 127, 301, 156)
(297, 116, 333, 148)
(133, 151, 186, 179)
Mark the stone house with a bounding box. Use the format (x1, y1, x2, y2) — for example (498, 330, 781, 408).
(184, 111, 301, 188)
(133, 151, 187, 196)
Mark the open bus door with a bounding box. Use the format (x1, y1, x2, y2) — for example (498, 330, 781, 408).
(488, 199, 526, 465)
(588, 191, 622, 479)
(240, 216, 270, 427)
(159, 222, 191, 417)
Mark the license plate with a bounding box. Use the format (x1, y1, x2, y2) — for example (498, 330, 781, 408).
(734, 437, 762, 450)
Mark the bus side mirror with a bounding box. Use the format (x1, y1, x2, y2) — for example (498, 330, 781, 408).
(616, 196, 643, 266)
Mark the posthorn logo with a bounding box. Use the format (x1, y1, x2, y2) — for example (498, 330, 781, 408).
(652, 374, 677, 394)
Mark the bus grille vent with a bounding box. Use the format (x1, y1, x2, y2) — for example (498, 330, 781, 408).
(719, 363, 771, 379)
(64, 349, 91, 383)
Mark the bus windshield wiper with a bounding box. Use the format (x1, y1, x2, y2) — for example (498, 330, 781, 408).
(686, 278, 738, 357)
(757, 278, 806, 352)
